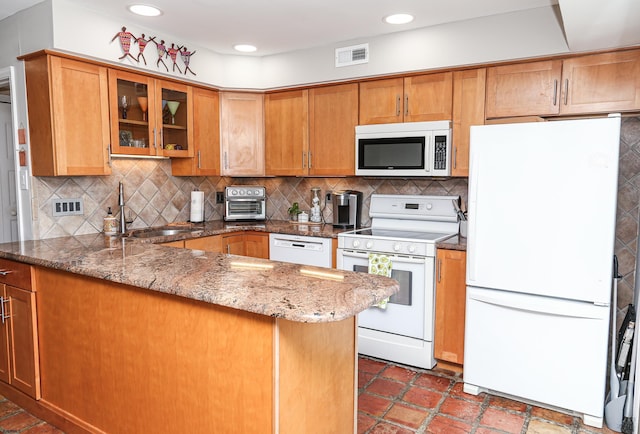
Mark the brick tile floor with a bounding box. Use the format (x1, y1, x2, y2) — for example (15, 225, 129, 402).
(358, 356, 621, 434)
(0, 355, 625, 433)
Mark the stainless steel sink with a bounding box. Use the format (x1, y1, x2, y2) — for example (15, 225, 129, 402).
(128, 228, 195, 238)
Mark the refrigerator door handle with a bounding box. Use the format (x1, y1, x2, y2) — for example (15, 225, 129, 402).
(469, 290, 608, 320)
(467, 150, 480, 282)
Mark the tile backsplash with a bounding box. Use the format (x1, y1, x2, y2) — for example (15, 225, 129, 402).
(32, 117, 640, 313)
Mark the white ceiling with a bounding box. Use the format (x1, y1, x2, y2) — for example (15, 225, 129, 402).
(3, 0, 640, 56)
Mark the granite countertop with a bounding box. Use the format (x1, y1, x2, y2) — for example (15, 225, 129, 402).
(436, 235, 467, 251)
(126, 219, 346, 243)
(0, 221, 398, 323)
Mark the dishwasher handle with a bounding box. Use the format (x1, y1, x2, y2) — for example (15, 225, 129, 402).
(338, 249, 428, 264)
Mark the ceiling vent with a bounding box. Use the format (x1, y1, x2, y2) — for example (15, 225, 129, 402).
(335, 43, 369, 67)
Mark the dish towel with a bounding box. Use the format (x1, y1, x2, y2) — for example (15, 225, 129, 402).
(368, 253, 392, 309)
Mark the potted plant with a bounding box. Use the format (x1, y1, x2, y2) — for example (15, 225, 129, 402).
(287, 202, 301, 221)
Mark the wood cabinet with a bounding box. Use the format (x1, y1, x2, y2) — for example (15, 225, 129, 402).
(109, 70, 194, 158)
(265, 90, 309, 176)
(359, 72, 453, 124)
(265, 84, 359, 176)
(451, 69, 486, 177)
(309, 83, 359, 176)
(24, 53, 111, 176)
(172, 87, 221, 176)
(244, 232, 269, 259)
(34, 267, 356, 434)
(222, 232, 246, 255)
(0, 259, 40, 399)
(184, 235, 222, 252)
(434, 249, 466, 366)
(220, 92, 265, 176)
(485, 49, 640, 118)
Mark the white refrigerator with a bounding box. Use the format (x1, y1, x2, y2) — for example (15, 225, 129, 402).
(464, 116, 621, 428)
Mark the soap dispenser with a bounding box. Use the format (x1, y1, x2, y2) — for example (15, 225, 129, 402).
(103, 207, 117, 235)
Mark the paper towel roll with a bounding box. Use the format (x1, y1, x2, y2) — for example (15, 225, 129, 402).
(190, 191, 204, 222)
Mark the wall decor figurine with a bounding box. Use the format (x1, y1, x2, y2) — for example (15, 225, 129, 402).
(180, 46, 196, 75)
(111, 26, 136, 61)
(167, 43, 182, 73)
(153, 39, 169, 71)
(135, 34, 154, 65)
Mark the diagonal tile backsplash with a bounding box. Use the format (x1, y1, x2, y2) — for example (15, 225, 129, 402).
(32, 117, 640, 316)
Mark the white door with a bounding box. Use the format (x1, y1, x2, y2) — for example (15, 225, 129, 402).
(464, 286, 609, 420)
(467, 117, 620, 304)
(0, 102, 17, 243)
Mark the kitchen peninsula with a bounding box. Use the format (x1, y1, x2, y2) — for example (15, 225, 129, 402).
(0, 232, 398, 434)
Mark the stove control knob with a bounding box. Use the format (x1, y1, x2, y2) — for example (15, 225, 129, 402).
(230, 190, 237, 196)
(239, 189, 245, 195)
(426, 203, 433, 210)
(366, 241, 373, 249)
(408, 245, 416, 253)
(393, 243, 401, 252)
(352, 240, 360, 248)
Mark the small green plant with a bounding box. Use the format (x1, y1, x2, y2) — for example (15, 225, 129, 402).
(288, 202, 301, 219)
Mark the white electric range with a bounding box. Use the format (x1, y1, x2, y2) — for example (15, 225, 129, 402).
(337, 194, 459, 369)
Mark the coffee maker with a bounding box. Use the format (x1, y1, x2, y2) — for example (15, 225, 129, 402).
(331, 190, 363, 228)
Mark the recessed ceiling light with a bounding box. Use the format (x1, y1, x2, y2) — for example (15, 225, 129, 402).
(384, 13, 414, 25)
(234, 44, 258, 53)
(128, 4, 163, 17)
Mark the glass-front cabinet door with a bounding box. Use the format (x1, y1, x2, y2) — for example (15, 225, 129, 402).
(156, 80, 193, 157)
(108, 70, 156, 156)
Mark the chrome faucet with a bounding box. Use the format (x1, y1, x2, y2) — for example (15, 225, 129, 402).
(118, 181, 127, 234)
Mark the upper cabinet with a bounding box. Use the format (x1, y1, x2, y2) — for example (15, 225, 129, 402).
(265, 84, 359, 177)
(308, 83, 358, 176)
(109, 70, 193, 158)
(172, 87, 220, 176)
(24, 53, 111, 176)
(265, 90, 309, 176)
(220, 92, 265, 177)
(486, 49, 640, 118)
(359, 72, 453, 125)
(451, 69, 486, 177)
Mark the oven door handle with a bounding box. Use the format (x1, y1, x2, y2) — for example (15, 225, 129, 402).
(339, 250, 427, 264)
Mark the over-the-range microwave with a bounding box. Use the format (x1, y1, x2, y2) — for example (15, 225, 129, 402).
(355, 121, 451, 177)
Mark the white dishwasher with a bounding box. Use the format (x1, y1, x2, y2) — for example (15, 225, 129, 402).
(269, 233, 333, 268)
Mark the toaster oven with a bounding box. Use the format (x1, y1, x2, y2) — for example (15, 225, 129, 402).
(224, 186, 266, 221)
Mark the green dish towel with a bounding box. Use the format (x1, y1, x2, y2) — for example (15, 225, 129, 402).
(368, 253, 392, 309)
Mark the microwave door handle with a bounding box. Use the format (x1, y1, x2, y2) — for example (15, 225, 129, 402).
(425, 134, 432, 173)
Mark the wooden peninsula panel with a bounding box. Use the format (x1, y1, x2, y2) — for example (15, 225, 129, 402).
(34, 266, 357, 434)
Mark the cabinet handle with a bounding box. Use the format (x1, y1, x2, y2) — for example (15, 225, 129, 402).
(107, 144, 112, 167)
(226, 244, 230, 254)
(160, 128, 164, 151)
(302, 152, 306, 169)
(437, 259, 442, 283)
(224, 152, 229, 170)
(0, 297, 9, 324)
(396, 96, 401, 117)
(197, 150, 201, 169)
(308, 152, 312, 169)
(153, 128, 157, 149)
(0, 270, 13, 276)
(404, 94, 409, 116)
(563, 79, 569, 105)
(552, 79, 558, 106)
(453, 146, 457, 170)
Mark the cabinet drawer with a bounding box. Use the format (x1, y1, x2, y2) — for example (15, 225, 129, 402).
(0, 259, 32, 290)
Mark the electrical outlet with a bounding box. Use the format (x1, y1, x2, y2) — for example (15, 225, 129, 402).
(52, 198, 84, 217)
(325, 192, 332, 202)
(216, 192, 224, 204)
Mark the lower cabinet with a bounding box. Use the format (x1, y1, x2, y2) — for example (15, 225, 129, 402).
(182, 232, 269, 258)
(434, 249, 467, 366)
(0, 260, 40, 399)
